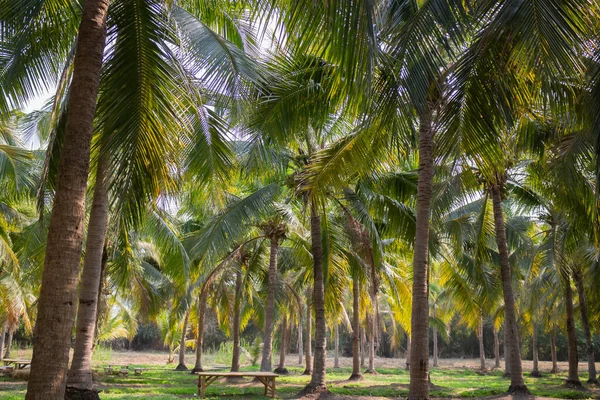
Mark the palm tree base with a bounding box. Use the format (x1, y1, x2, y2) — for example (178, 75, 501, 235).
(302, 369, 312, 375)
(364, 369, 378, 375)
(587, 379, 599, 385)
(274, 367, 289, 375)
(530, 370, 542, 378)
(507, 385, 530, 395)
(190, 367, 203, 374)
(298, 383, 328, 396)
(348, 373, 363, 381)
(564, 379, 583, 388)
(64, 386, 101, 400)
(175, 364, 188, 371)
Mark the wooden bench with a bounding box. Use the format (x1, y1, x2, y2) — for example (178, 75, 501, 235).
(195, 371, 279, 398)
(3, 359, 31, 370)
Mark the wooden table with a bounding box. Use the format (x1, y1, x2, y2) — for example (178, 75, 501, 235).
(3, 359, 31, 369)
(195, 371, 279, 398)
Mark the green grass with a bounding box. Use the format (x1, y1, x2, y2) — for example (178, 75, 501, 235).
(2, 364, 600, 399)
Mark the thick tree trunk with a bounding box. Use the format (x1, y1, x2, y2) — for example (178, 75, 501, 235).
(298, 311, 303, 365)
(303, 292, 312, 375)
(274, 316, 289, 374)
(503, 324, 511, 376)
(301, 201, 327, 394)
(25, 1, 110, 399)
(409, 109, 434, 400)
(334, 324, 340, 369)
(66, 157, 109, 394)
(478, 318, 486, 371)
(175, 311, 190, 371)
(230, 268, 243, 372)
(530, 323, 541, 377)
(491, 185, 527, 393)
(564, 276, 581, 387)
(261, 237, 279, 372)
(192, 290, 208, 373)
(433, 326, 439, 368)
(350, 277, 362, 380)
(0, 321, 6, 361)
(574, 270, 598, 383)
(494, 328, 500, 369)
(4, 328, 13, 358)
(550, 331, 558, 374)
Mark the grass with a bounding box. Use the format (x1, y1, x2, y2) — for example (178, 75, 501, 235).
(2, 361, 600, 399)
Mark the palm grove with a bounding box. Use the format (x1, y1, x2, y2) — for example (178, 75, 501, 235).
(1, 0, 600, 399)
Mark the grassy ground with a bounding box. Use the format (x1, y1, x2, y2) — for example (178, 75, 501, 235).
(1, 349, 599, 399)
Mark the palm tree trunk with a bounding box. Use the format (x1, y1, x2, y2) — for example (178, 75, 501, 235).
(302, 201, 327, 393)
(503, 325, 511, 376)
(494, 328, 500, 369)
(361, 327, 366, 368)
(175, 311, 190, 371)
(26, 1, 110, 399)
(405, 335, 411, 370)
(4, 328, 13, 358)
(0, 321, 6, 361)
(334, 324, 340, 369)
(260, 237, 279, 372)
(550, 330, 558, 374)
(409, 108, 434, 400)
(275, 316, 289, 374)
(298, 311, 303, 365)
(491, 185, 527, 393)
(564, 275, 581, 387)
(93, 248, 108, 350)
(574, 270, 597, 383)
(433, 327, 439, 367)
(350, 277, 362, 380)
(530, 323, 541, 377)
(478, 318, 486, 371)
(303, 293, 312, 375)
(192, 290, 208, 373)
(230, 268, 243, 372)
(366, 312, 376, 373)
(66, 156, 109, 393)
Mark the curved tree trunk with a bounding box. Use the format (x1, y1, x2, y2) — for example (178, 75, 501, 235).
(0, 321, 6, 361)
(491, 185, 527, 393)
(409, 109, 434, 400)
(530, 323, 541, 377)
(274, 316, 289, 374)
(230, 268, 243, 372)
(334, 324, 340, 369)
(574, 270, 597, 383)
(494, 327, 500, 369)
(175, 311, 190, 371)
(66, 157, 109, 394)
(192, 290, 208, 373)
(260, 237, 279, 372)
(303, 293, 312, 375)
(550, 331, 558, 374)
(478, 317, 486, 371)
(26, 2, 110, 398)
(301, 201, 327, 393)
(350, 277, 362, 380)
(564, 275, 581, 387)
(4, 328, 13, 359)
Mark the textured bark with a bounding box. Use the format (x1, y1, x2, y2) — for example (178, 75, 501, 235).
(503, 324, 511, 376)
(349, 277, 362, 380)
(67, 157, 109, 393)
(303, 293, 312, 375)
(409, 109, 434, 400)
(491, 185, 527, 393)
(175, 311, 190, 371)
(300, 202, 327, 394)
(192, 290, 208, 373)
(3, 328, 13, 358)
(550, 331, 558, 373)
(574, 270, 597, 383)
(260, 237, 279, 372)
(0, 321, 6, 361)
(494, 328, 500, 369)
(230, 268, 243, 372)
(334, 324, 340, 369)
(530, 323, 541, 377)
(478, 319, 486, 371)
(25, 1, 110, 399)
(274, 316, 289, 374)
(564, 276, 581, 386)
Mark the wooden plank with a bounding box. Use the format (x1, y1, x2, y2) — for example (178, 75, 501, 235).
(195, 371, 278, 377)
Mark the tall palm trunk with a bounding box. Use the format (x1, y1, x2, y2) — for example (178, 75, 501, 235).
(260, 237, 279, 372)
(298, 311, 303, 365)
(574, 270, 597, 383)
(275, 316, 289, 374)
(192, 290, 208, 373)
(350, 276, 362, 380)
(334, 324, 340, 369)
(503, 325, 511, 376)
(302, 201, 327, 393)
(530, 323, 541, 377)
(564, 275, 581, 387)
(494, 328, 500, 369)
(4, 328, 13, 358)
(405, 335, 411, 370)
(361, 328, 366, 368)
(409, 109, 434, 400)
(491, 184, 527, 393)
(366, 313, 376, 373)
(230, 268, 243, 372)
(433, 327, 439, 367)
(303, 293, 312, 375)
(478, 317, 486, 371)
(67, 157, 109, 393)
(175, 311, 190, 371)
(26, 1, 110, 399)
(0, 321, 6, 361)
(550, 330, 558, 373)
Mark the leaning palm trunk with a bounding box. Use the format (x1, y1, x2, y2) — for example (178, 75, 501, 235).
(260, 237, 280, 372)
(175, 311, 190, 371)
(66, 157, 109, 394)
(0, 321, 6, 361)
(230, 268, 243, 372)
(274, 316, 289, 374)
(334, 324, 340, 369)
(478, 318, 486, 371)
(4, 328, 13, 358)
(349, 276, 362, 380)
(574, 270, 597, 383)
(530, 323, 541, 377)
(564, 275, 581, 387)
(301, 201, 327, 393)
(26, 2, 110, 398)
(192, 290, 208, 373)
(491, 184, 527, 393)
(409, 109, 435, 400)
(493, 328, 500, 369)
(303, 293, 312, 375)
